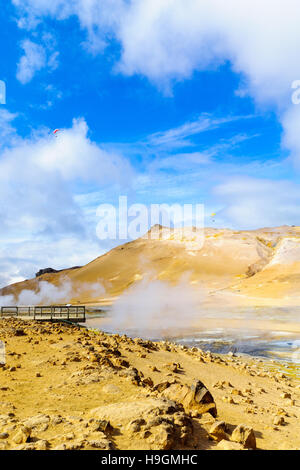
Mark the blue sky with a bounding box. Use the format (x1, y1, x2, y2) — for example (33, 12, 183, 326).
(0, 0, 300, 286)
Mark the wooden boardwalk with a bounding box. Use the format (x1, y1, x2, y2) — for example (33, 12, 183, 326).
(0, 305, 86, 323)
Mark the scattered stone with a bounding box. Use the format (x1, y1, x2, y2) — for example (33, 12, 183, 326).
(222, 396, 235, 404)
(154, 381, 172, 393)
(14, 329, 26, 337)
(13, 426, 31, 444)
(1, 317, 299, 451)
(217, 440, 244, 450)
(142, 377, 154, 388)
(89, 439, 111, 449)
(24, 414, 50, 429)
(54, 444, 66, 450)
(89, 419, 111, 433)
(209, 421, 228, 442)
(127, 418, 146, 433)
(230, 389, 243, 396)
(52, 416, 63, 425)
(273, 416, 285, 426)
(102, 384, 121, 394)
(231, 424, 256, 449)
(35, 439, 50, 450)
(163, 363, 182, 373)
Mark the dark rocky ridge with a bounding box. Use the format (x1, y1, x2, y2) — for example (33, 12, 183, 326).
(35, 266, 82, 278)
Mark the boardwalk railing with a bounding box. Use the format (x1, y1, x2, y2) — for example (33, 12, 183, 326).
(0, 305, 86, 323)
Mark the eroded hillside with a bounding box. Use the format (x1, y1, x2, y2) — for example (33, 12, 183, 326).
(1, 225, 300, 306)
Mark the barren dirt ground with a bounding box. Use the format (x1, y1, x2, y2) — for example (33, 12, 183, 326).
(0, 318, 299, 450)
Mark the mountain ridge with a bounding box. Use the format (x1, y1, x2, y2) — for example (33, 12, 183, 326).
(1, 225, 300, 307)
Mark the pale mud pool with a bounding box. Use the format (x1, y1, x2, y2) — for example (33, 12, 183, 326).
(85, 306, 300, 374)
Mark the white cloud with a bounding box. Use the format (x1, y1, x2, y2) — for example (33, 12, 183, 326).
(0, 110, 18, 146)
(47, 51, 59, 71)
(214, 177, 300, 229)
(12, 0, 300, 164)
(16, 38, 59, 84)
(0, 236, 105, 287)
(116, 1, 300, 104)
(16, 40, 47, 84)
(281, 106, 300, 167)
(116, 0, 300, 166)
(0, 114, 134, 286)
(148, 152, 211, 173)
(30, 118, 133, 184)
(0, 116, 132, 236)
(12, 0, 300, 102)
(12, 0, 126, 51)
(148, 114, 254, 149)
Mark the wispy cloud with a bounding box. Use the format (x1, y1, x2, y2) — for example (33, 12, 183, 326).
(213, 176, 300, 229)
(0, 110, 19, 148)
(16, 38, 59, 84)
(147, 114, 256, 149)
(16, 40, 46, 84)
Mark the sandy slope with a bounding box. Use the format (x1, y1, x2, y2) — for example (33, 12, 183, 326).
(1, 225, 300, 307)
(230, 237, 300, 303)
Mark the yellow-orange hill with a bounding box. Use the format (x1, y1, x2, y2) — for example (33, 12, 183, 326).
(1, 225, 300, 307)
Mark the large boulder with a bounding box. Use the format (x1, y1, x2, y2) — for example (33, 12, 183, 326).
(217, 440, 244, 450)
(13, 426, 31, 445)
(231, 424, 256, 449)
(23, 414, 50, 430)
(162, 380, 217, 417)
(209, 421, 227, 441)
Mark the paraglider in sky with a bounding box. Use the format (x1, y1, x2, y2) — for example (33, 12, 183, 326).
(210, 212, 216, 223)
(53, 129, 60, 136)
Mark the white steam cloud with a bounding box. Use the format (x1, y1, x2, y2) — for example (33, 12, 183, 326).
(0, 280, 105, 306)
(104, 278, 203, 338)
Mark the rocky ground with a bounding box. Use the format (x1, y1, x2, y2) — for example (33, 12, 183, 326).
(0, 318, 299, 450)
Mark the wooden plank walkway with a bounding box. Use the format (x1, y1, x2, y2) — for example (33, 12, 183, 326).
(0, 305, 86, 323)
